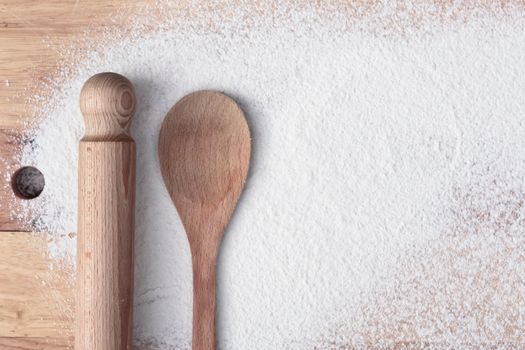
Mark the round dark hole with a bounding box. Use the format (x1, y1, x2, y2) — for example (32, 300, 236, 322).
(12, 166, 45, 199)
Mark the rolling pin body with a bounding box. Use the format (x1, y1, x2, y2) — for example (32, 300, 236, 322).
(76, 73, 136, 350)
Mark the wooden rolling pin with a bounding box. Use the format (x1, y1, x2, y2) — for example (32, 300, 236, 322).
(77, 72, 136, 350)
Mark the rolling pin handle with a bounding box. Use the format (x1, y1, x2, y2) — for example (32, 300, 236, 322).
(77, 72, 136, 350)
(80, 72, 136, 140)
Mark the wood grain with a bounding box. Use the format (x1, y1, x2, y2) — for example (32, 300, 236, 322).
(76, 73, 136, 350)
(0, 128, 23, 231)
(0, 232, 73, 339)
(158, 91, 251, 350)
(0, 337, 70, 350)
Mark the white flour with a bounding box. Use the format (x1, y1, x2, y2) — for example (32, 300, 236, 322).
(10, 2, 525, 349)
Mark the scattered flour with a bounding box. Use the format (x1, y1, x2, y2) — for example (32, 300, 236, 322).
(10, 2, 525, 349)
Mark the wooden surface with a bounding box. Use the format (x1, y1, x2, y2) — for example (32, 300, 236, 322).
(0, 1, 154, 348)
(77, 73, 136, 349)
(0, 1, 160, 229)
(159, 91, 251, 350)
(0, 337, 70, 350)
(0, 232, 74, 346)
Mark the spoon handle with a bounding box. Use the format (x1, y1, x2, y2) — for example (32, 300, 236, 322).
(192, 253, 218, 350)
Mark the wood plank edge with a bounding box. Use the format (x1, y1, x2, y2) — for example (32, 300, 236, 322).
(0, 337, 71, 350)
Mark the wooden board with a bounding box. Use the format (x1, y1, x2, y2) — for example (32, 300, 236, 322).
(0, 337, 70, 350)
(0, 1, 157, 347)
(0, 129, 22, 231)
(0, 232, 74, 346)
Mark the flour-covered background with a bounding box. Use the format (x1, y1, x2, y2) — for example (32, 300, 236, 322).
(9, 2, 525, 349)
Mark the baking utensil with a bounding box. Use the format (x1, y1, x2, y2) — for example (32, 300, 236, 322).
(158, 90, 250, 350)
(77, 72, 136, 350)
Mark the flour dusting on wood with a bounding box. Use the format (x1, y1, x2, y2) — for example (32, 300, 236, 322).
(9, 2, 525, 349)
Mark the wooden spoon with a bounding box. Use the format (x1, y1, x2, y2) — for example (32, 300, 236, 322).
(158, 90, 251, 350)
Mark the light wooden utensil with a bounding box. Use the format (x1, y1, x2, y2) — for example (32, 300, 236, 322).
(158, 91, 251, 350)
(77, 72, 136, 350)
